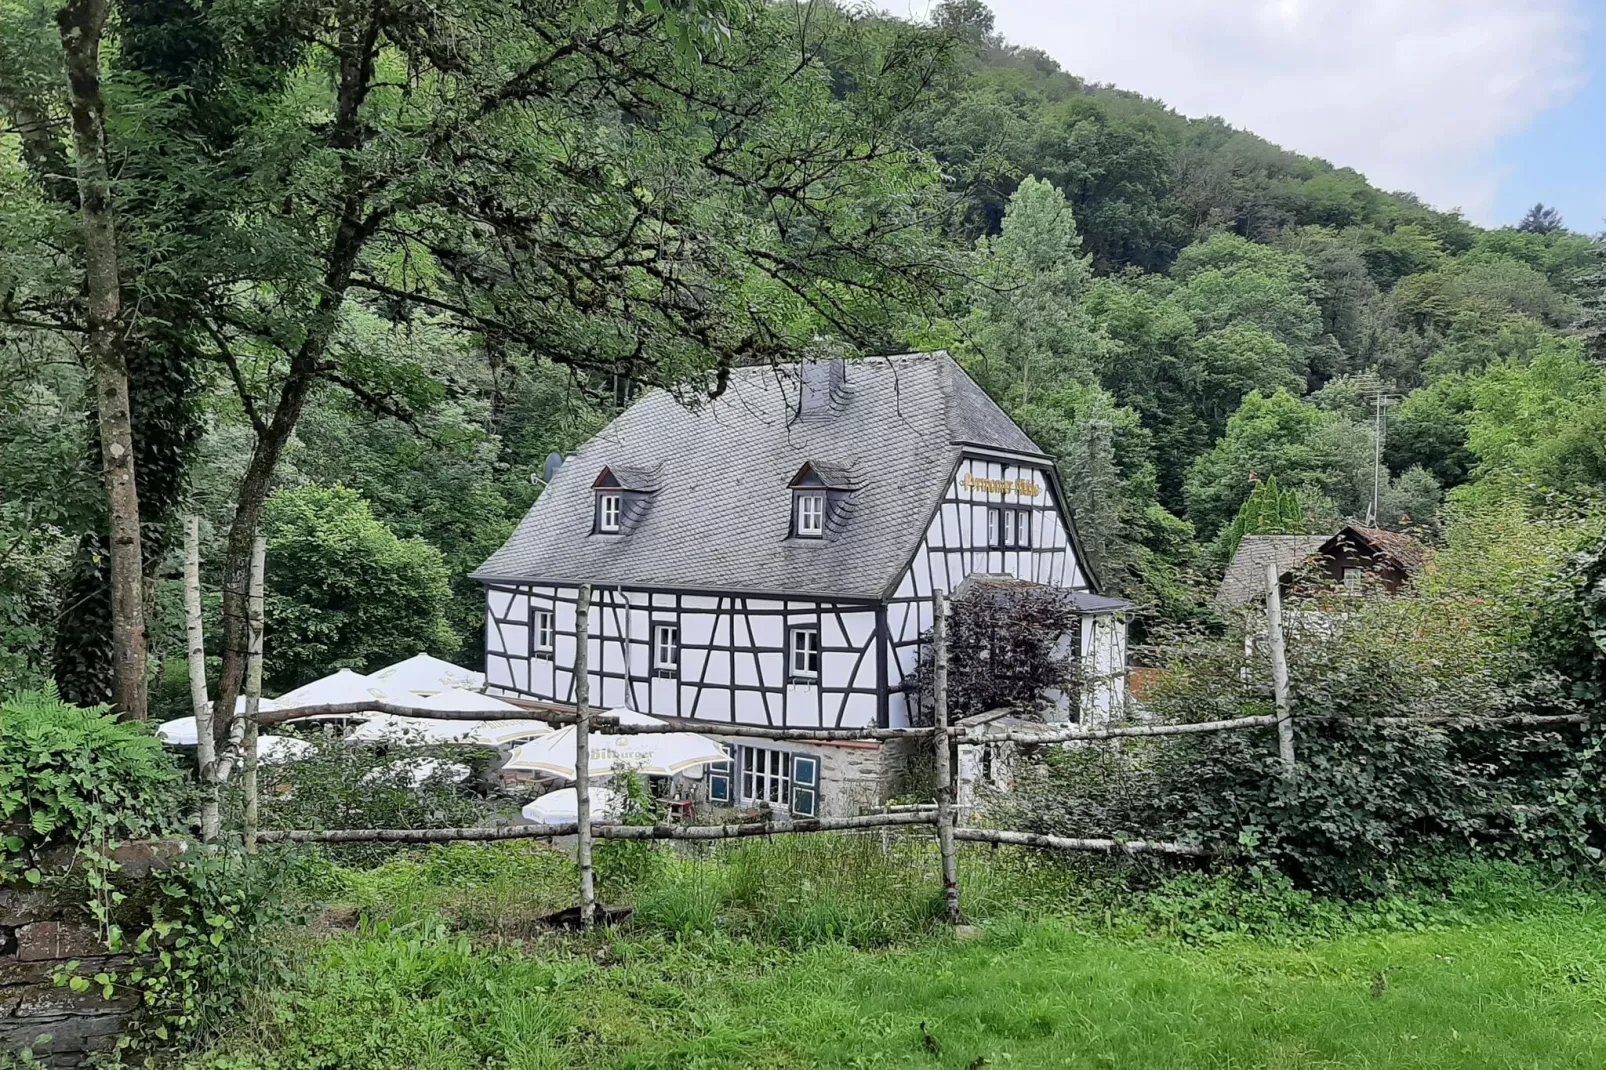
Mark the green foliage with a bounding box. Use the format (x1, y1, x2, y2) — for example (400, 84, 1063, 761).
(1012, 495, 1606, 894)
(0, 688, 184, 879)
(260, 485, 456, 691)
(1463, 339, 1606, 496)
(67, 848, 291, 1056)
(962, 176, 1105, 404)
(1184, 390, 1333, 536)
(1213, 475, 1307, 559)
(250, 735, 487, 867)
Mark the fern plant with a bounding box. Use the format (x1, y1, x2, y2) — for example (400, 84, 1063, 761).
(0, 685, 186, 882)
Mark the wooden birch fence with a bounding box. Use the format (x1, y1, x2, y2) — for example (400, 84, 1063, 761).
(182, 529, 1591, 929)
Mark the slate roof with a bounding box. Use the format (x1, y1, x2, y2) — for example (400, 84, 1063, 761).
(475, 353, 1056, 601)
(1214, 535, 1329, 611)
(1214, 527, 1431, 610)
(953, 574, 1131, 616)
(1349, 527, 1430, 573)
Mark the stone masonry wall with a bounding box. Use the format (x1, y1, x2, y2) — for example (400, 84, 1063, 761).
(0, 893, 137, 1066)
(0, 842, 181, 1067)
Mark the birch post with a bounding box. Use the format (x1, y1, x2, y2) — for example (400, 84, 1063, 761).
(573, 584, 595, 927)
(185, 517, 221, 842)
(242, 536, 265, 852)
(931, 590, 962, 925)
(1265, 560, 1296, 772)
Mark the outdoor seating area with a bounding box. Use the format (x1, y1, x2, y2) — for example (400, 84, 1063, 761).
(155, 654, 730, 827)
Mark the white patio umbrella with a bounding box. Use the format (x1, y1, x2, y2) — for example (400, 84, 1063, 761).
(362, 756, 471, 787)
(345, 688, 551, 746)
(369, 653, 486, 696)
(521, 786, 621, 825)
(274, 668, 392, 711)
(156, 696, 285, 745)
(504, 708, 728, 778)
(257, 735, 316, 765)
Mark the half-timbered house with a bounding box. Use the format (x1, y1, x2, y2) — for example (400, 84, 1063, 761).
(474, 353, 1129, 816)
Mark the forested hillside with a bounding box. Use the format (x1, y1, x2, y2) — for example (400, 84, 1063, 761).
(1, 0, 1602, 708)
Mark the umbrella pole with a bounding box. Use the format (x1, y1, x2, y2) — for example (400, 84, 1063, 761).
(574, 585, 595, 927)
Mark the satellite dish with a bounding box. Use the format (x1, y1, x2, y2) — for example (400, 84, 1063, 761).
(542, 452, 563, 484)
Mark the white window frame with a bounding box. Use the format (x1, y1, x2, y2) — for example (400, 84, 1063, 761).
(738, 745, 792, 806)
(597, 492, 622, 533)
(1343, 567, 1364, 594)
(795, 492, 825, 537)
(988, 506, 1032, 549)
(533, 609, 555, 660)
(788, 625, 820, 680)
(653, 623, 679, 678)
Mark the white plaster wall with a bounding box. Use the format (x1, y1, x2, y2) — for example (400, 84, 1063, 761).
(485, 583, 882, 728)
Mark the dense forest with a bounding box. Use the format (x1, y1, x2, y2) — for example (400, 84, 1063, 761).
(1, 0, 1602, 718)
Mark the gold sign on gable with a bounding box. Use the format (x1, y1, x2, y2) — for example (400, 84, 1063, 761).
(963, 473, 1041, 497)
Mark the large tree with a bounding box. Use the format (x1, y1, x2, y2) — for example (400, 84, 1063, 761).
(3, 0, 963, 735)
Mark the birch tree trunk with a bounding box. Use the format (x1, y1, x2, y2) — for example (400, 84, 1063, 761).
(1265, 561, 1296, 773)
(56, 0, 148, 720)
(931, 590, 962, 925)
(184, 518, 221, 841)
(574, 585, 595, 927)
(243, 536, 265, 852)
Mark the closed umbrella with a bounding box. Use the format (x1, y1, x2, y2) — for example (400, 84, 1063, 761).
(346, 688, 550, 746)
(369, 653, 486, 695)
(521, 786, 620, 825)
(504, 708, 727, 778)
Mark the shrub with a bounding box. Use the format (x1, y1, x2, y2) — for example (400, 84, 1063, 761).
(261, 484, 457, 691)
(910, 582, 1083, 724)
(1000, 581, 1601, 895)
(0, 687, 186, 879)
(247, 734, 490, 867)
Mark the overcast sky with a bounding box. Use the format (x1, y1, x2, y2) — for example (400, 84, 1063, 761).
(899, 0, 1602, 231)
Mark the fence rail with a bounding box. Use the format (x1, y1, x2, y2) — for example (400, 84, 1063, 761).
(238, 579, 1595, 928)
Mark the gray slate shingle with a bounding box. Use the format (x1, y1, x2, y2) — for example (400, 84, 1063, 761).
(474, 353, 1049, 600)
(1214, 534, 1330, 611)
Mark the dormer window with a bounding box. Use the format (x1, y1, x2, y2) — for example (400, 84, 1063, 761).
(591, 464, 660, 536)
(788, 460, 856, 540)
(795, 492, 825, 537)
(597, 492, 621, 533)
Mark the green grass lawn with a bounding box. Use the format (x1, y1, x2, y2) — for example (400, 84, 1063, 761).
(190, 843, 1606, 1069)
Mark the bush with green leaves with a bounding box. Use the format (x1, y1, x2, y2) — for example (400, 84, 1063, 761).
(998, 496, 1606, 894)
(0, 687, 186, 880)
(261, 484, 457, 691)
(69, 847, 292, 1056)
(246, 734, 492, 867)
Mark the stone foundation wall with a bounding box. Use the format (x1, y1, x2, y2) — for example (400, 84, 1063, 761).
(0, 842, 181, 1067)
(691, 736, 931, 817)
(0, 896, 136, 1066)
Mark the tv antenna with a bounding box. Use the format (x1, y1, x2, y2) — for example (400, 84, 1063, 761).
(1367, 393, 1398, 527)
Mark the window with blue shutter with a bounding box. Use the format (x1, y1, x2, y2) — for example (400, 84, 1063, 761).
(790, 755, 820, 818)
(707, 760, 733, 804)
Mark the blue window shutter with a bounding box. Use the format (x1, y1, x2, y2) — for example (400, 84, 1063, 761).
(707, 760, 733, 804)
(791, 755, 820, 818)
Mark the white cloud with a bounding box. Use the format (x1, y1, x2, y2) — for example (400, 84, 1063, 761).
(906, 0, 1589, 224)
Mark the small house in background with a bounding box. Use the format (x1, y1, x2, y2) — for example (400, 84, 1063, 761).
(474, 352, 1131, 818)
(1215, 526, 1429, 614)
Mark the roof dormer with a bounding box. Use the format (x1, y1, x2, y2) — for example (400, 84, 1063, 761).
(788, 461, 858, 540)
(592, 465, 659, 535)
